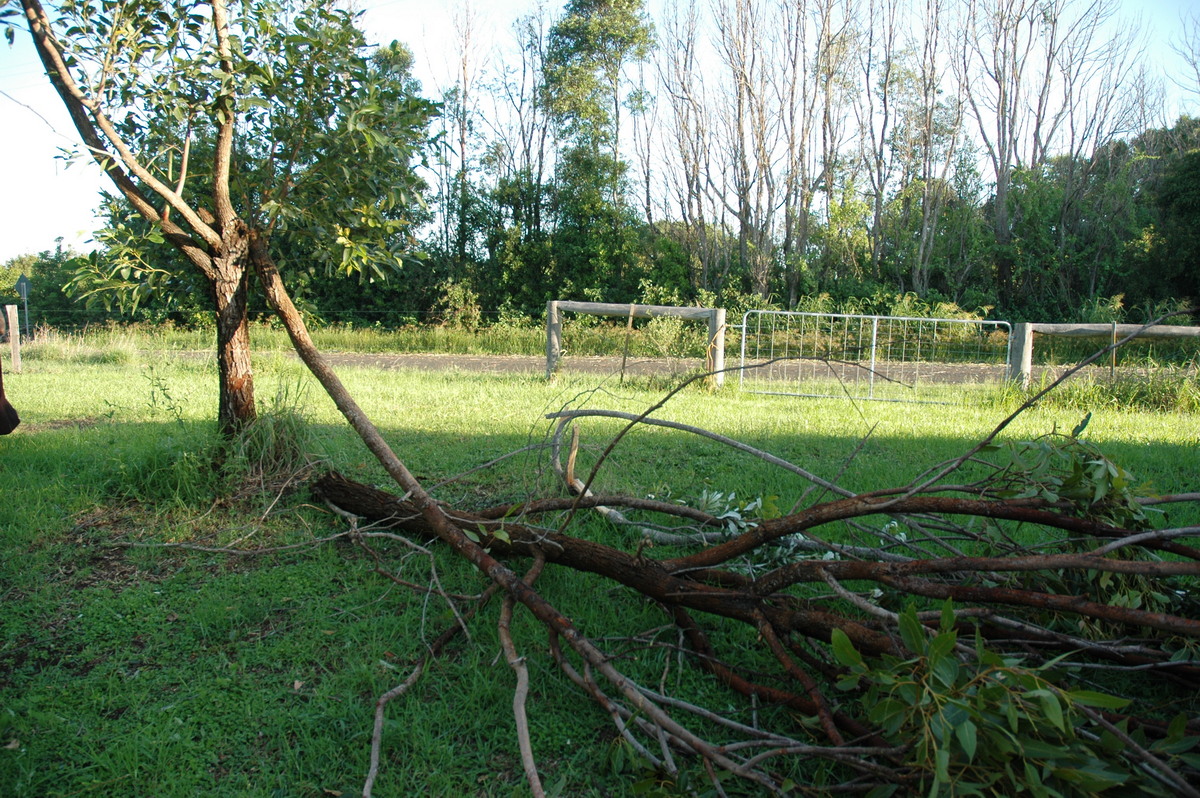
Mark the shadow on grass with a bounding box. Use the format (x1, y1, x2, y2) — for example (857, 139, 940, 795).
(1, 405, 1198, 796)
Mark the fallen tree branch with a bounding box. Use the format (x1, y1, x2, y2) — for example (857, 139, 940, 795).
(255, 246, 1199, 791)
(499, 555, 547, 798)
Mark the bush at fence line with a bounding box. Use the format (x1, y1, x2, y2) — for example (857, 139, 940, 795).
(1134, 296, 1197, 325)
(636, 277, 688, 308)
(696, 287, 780, 320)
(433, 279, 483, 331)
(1079, 293, 1127, 324)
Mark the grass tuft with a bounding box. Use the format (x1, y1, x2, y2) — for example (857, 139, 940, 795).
(221, 381, 318, 500)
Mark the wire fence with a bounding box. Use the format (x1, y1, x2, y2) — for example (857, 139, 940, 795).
(737, 310, 1013, 404)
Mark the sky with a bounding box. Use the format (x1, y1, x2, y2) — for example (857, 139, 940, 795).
(1, 0, 1196, 265)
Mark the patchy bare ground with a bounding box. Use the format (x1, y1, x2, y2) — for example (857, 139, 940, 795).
(317, 351, 706, 378)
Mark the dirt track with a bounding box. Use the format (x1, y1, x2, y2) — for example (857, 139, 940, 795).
(288, 351, 708, 378)
(196, 349, 1156, 386)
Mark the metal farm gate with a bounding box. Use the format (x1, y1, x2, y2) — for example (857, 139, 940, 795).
(738, 311, 1013, 404)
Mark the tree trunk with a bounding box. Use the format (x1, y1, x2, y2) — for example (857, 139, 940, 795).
(212, 233, 256, 435)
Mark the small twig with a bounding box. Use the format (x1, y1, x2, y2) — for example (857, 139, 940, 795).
(1090, 526, 1200, 556)
(363, 661, 427, 798)
(499, 555, 548, 798)
(753, 610, 844, 745)
(362, 582, 502, 798)
(356, 531, 472, 643)
(425, 443, 550, 495)
(1076, 704, 1200, 798)
(547, 408, 852, 498)
(546, 631, 668, 771)
(820, 569, 898, 623)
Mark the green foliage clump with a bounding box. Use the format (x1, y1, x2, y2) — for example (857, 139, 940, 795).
(982, 425, 1152, 529)
(833, 605, 1198, 797)
(432, 279, 483, 331)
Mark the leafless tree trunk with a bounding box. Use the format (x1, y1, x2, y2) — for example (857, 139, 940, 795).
(714, 0, 780, 300)
(1174, 10, 1200, 101)
(854, 0, 899, 282)
(777, 0, 821, 307)
(906, 0, 965, 296)
(813, 0, 860, 287)
(958, 0, 1142, 306)
(452, 2, 483, 273)
(659, 1, 728, 293)
(484, 10, 556, 235)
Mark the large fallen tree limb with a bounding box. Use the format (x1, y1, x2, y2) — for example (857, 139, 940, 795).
(259, 250, 1200, 794)
(312, 461, 1200, 793)
(313, 468, 1200, 659)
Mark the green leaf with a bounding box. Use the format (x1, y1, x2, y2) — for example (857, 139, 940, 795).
(934, 747, 951, 783)
(1065, 690, 1131, 710)
(932, 652, 960, 689)
(939, 598, 956, 633)
(1168, 711, 1190, 740)
(956, 719, 978, 762)
(830, 629, 865, 669)
(1052, 761, 1129, 790)
(897, 605, 927, 655)
(1030, 689, 1066, 732)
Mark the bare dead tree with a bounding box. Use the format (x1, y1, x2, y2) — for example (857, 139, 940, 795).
(776, 0, 823, 306)
(957, 0, 1145, 306)
(658, 0, 732, 293)
(712, 0, 780, 300)
(1174, 9, 1200, 101)
(853, 0, 900, 282)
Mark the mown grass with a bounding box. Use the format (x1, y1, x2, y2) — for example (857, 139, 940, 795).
(2, 338, 1198, 796)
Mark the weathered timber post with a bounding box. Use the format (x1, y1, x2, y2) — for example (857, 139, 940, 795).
(546, 301, 563, 379)
(4, 306, 20, 374)
(1008, 322, 1033, 389)
(707, 308, 726, 387)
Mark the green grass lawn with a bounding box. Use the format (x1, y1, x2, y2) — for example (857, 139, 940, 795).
(2, 343, 1198, 796)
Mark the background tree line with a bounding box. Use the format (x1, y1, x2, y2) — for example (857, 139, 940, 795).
(4, 0, 1199, 330)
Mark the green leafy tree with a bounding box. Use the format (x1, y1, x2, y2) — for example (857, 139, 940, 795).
(1153, 149, 1200, 302)
(12, 0, 433, 433)
(3, 243, 114, 329)
(544, 0, 653, 160)
(484, 169, 555, 315)
(543, 0, 653, 303)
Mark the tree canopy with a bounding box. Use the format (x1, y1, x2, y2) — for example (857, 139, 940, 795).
(12, 0, 435, 430)
(9, 0, 1200, 332)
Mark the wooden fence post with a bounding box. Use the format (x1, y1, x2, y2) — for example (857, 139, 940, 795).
(1008, 322, 1033, 389)
(4, 305, 20, 374)
(707, 308, 726, 388)
(545, 301, 562, 379)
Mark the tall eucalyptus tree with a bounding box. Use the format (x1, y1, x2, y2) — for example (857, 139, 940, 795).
(543, 0, 654, 299)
